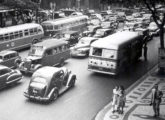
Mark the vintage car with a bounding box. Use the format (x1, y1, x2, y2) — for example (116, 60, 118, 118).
(123, 22, 141, 31)
(93, 28, 114, 38)
(0, 65, 22, 89)
(0, 50, 20, 68)
(82, 25, 101, 37)
(16, 39, 70, 74)
(24, 66, 76, 102)
(70, 37, 98, 57)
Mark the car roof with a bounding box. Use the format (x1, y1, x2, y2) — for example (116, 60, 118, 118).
(0, 50, 17, 56)
(80, 37, 98, 41)
(64, 30, 79, 34)
(33, 39, 68, 49)
(0, 23, 42, 35)
(32, 66, 62, 82)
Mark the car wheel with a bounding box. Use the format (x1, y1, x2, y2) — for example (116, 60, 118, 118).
(70, 75, 76, 87)
(52, 89, 59, 101)
(32, 39, 38, 44)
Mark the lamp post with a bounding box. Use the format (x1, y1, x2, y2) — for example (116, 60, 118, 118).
(77, 0, 80, 10)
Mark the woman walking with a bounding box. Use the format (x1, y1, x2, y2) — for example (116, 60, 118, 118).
(117, 86, 126, 114)
(112, 86, 119, 113)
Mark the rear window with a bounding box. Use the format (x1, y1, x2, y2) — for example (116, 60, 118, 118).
(32, 77, 47, 84)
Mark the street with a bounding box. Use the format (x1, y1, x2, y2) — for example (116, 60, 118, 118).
(0, 36, 159, 120)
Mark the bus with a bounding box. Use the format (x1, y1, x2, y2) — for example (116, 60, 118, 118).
(17, 39, 70, 73)
(41, 15, 88, 36)
(88, 31, 143, 75)
(0, 23, 44, 51)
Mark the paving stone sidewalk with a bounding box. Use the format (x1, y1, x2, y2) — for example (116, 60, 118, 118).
(95, 66, 165, 120)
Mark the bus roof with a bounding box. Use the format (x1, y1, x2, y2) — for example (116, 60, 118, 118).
(0, 23, 42, 35)
(41, 15, 88, 25)
(33, 39, 68, 49)
(91, 31, 141, 50)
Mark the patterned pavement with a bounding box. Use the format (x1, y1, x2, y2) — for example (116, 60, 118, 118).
(95, 66, 165, 120)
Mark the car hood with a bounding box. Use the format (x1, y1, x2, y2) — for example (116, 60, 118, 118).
(26, 56, 42, 61)
(73, 44, 89, 49)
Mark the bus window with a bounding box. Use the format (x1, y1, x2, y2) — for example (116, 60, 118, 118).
(9, 33, 14, 40)
(4, 34, 9, 41)
(38, 28, 42, 33)
(46, 49, 53, 56)
(103, 49, 117, 59)
(52, 48, 57, 54)
(19, 31, 23, 37)
(30, 29, 34, 35)
(54, 25, 58, 30)
(14, 32, 19, 39)
(34, 28, 37, 34)
(92, 48, 102, 56)
(0, 35, 4, 41)
(24, 29, 29, 36)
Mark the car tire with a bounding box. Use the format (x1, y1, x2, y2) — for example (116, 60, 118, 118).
(70, 75, 76, 87)
(51, 89, 59, 101)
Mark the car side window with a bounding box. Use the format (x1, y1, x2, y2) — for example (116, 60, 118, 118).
(4, 55, 10, 60)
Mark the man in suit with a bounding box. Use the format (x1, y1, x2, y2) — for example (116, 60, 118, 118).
(150, 84, 163, 117)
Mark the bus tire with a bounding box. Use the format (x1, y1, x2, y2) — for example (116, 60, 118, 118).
(59, 58, 64, 67)
(32, 39, 38, 44)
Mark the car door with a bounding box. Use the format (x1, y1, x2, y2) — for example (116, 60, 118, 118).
(0, 68, 10, 88)
(1, 54, 10, 67)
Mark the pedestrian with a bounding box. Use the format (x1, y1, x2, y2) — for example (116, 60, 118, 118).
(112, 86, 119, 113)
(143, 43, 148, 61)
(117, 86, 126, 114)
(150, 84, 163, 117)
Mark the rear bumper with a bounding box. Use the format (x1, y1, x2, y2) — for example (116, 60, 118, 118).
(88, 65, 117, 75)
(24, 92, 50, 101)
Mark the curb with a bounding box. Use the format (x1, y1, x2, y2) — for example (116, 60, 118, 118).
(94, 64, 158, 120)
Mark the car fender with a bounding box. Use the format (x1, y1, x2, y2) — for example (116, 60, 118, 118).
(66, 74, 76, 87)
(47, 87, 58, 98)
(34, 64, 42, 71)
(7, 73, 22, 83)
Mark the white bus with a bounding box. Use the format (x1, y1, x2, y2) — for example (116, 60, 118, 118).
(88, 31, 143, 75)
(0, 23, 44, 51)
(41, 15, 88, 36)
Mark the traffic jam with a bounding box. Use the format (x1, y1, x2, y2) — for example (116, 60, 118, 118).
(0, 6, 162, 104)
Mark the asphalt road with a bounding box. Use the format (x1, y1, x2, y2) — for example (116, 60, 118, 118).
(0, 36, 160, 120)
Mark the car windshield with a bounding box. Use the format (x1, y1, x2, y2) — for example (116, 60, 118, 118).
(79, 38, 91, 44)
(32, 77, 47, 84)
(87, 26, 95, 31)
(96, 29, 104, 35)
(29, 46, 44, 57)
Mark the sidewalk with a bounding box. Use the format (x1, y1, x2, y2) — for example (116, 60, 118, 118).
(95, 65, 165, 120)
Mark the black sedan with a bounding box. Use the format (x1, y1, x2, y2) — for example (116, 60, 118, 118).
(0, 65, 23, 89)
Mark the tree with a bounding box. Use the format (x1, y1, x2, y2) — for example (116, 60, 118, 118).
(2, 0, 39, 10)
(139, 0, 165, 74)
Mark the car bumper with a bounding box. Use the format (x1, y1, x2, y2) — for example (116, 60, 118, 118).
(71, 51, 87, 57)
(24, 92, 50, 101)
